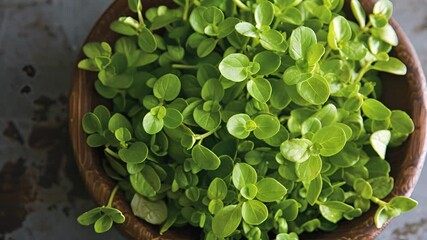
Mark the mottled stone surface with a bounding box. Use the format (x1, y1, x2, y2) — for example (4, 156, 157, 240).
(0, 0, 425, 239)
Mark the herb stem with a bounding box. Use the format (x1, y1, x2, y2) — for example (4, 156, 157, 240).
(172, 64, 198, 70)
(356, 21, 372, 39)
(105, 147, 120, 159)
(272, 18, 280, 29)
(233, 0, 250, 11)
(279, 116, 290, 123)
(183, 0, 190, 21)
(363, 21, 372, 31)
(354, 62, 373, 83)
(371, 196, 387, 207)
(195, 127, 220, 140)
(107, 185, 120, 207)
(137, 9, 145, 27)
(120, 142, 128, 149)
(251, 38, 259, 48)
(321, 47, 332, 62)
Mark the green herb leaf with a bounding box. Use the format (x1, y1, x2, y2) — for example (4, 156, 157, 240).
(127, 0, 141, 12)
(259, 29, 288, 52)
(276, 232, 299, 240)
(373, 0, 393, 19)
(273, 199, 299, 221)
(82, 113, 103, 134)
(94, 215, 113, 233)
(371, 57, 407, 75)
(247, 78, 272, 103)
(163, 108, 183, 129)
(203, 6, 224, 25)
(374, 206, 391, 228)
(209, 199, 224, 215)
(212, 205, 242, 237)
(328, 16, 351, 50)
(193, 106, 221, 131)
(108, 113, 133, 133)
(340, 41, 368, 60)
(312, 125, 347, 157)
(296, 75, 330, 105)
(190, 7, 208, 33)
(307, 175, 323, 205)
(77, 208, 102, 226)
(143, 112, 164, 135)
(130, 165, 161, 197)
(296, 155, 322, 182)
(192, 144, 221, 170)
(197, 38, 218, 58)
(256, 178, 287, 202)
(254, 1, 274, 29)
(118, 142, 148, 163)
(153, 74, 181, 101)
(232, 163, 258, 190)
(218, 17, 240, 38)
(351, 0, 366, 28)
(362, 99, 391, 121)
(86, 134, 108, 147)
(280, 138, 313, 163)
(242, 200, 268, 225)
(370, 130, 391, 159)
(240, 184, 258, 200)
(369, 176, 394, 199)
(307, 43, 325, 66)
(371, 24, 398, 46)
(235, 22, 258, 38)
(227, 113, 252, 139)
(83, 42, 111, 59)
(115, 127, 132, 142)
(390, 110, 414, 134)
(389, 196, 418, 212)
(354, 178, 373, 199)
(131, 194, 168, 224)
(138, 27, 157, 53)
(219, 53, 251, 82)
(253, 114, 280, 140)
(319, 201, 354, 223)
(202, 79, 224, 102)
(110, 19, 139, 36)
(208, 178, 228, 200)
(253, 51, 281, 75)
(289, 26, 317, 60)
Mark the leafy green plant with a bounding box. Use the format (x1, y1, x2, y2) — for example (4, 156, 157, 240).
(77, 186, 125, 233)
(77, 0, 418, 239)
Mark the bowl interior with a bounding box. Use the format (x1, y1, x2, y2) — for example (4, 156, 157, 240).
(69, 0, 427, 239)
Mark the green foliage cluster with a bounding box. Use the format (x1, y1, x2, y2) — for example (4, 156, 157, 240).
(77, 0, 417, 238)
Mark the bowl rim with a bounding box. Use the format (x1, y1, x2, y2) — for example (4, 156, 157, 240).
(68, 0, 427, 239)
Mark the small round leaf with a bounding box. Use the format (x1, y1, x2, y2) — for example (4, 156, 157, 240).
(253, 114, 280, 139)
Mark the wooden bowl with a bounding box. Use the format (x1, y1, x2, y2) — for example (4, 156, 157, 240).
(69, 0, 427, 239)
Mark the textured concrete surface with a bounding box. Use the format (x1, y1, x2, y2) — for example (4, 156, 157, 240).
(0, 0, 425, 239)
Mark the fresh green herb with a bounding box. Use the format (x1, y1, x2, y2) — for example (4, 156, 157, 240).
(78, 0, 417, 238)
(77, 185, 125, 233)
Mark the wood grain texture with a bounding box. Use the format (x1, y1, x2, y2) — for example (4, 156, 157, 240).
(69, 0, 427, 239)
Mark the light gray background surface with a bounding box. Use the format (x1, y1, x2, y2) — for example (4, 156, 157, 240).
(0, 0, 425, 239)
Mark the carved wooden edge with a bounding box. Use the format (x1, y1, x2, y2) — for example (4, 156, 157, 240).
(68, 0, 427, 239)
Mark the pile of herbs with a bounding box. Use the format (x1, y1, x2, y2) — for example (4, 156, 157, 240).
(77, 0, 418, 239)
